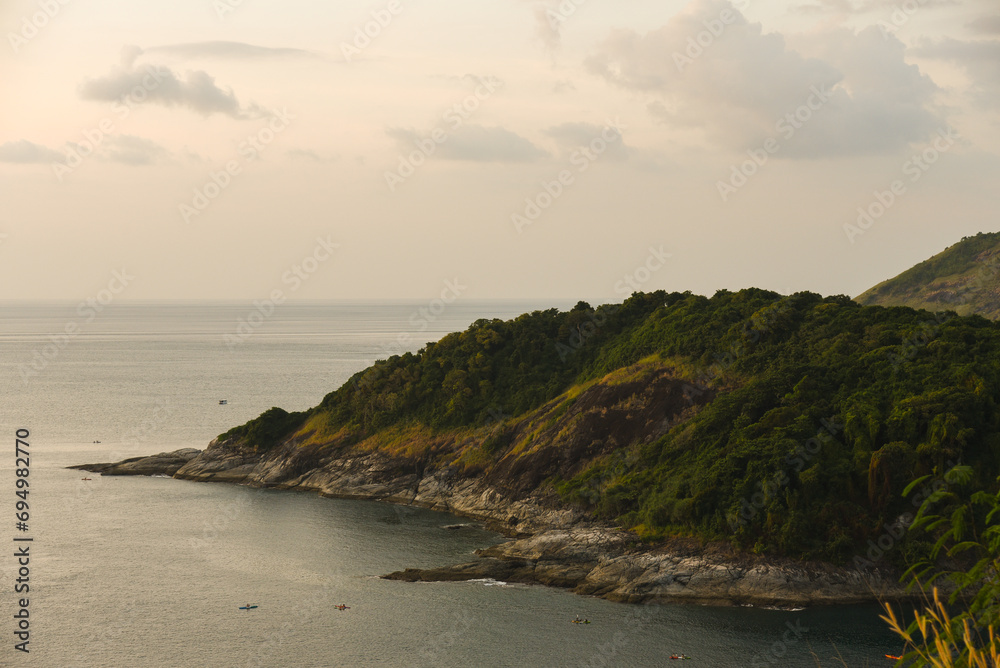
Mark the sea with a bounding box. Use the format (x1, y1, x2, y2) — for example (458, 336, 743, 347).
(0, 301, 902, 667)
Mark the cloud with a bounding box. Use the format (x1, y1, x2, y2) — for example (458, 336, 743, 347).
(0, 140, 63, 164)
(552, 79, 576, 93)
(80, 62, 264, 118)
(287, 149, 336, 162)
(430, 72, 504, 88)
(792, 0, 857, 15)
(534, 5, 562, 51)
(99, 135, 169, 165)
(142, 41, 319, 60)
(914, 37, 1000, 106)
(0, 136, 169, 168)
(387, 125, 547, 162)
(967, 15, 1000, 35)
(544, 122, 630, 160)
(792, 0, 954, 14)
(586, 0, 944, 157)
(528, 0, 586, 53)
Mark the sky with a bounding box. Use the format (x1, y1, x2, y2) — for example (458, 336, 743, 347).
(1, 0, 998, 303)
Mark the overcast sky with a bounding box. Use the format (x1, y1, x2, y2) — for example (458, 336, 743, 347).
(1, 0, 997, 303)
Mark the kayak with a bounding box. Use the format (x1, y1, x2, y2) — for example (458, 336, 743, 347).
(670, 656, 692, 660)
(885, 656, 902, 661)
(239, 605, 258, 610)
(571, 620, 590, 624)
(335, 605, 351, 610)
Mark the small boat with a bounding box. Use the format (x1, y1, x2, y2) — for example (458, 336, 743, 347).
(669, 656, 692, 660)
(81, 478, 92, 481)
(571, 619, 590, 624)
(92, 440, 101, 443)
(335, 605, 350, 610)
(219, 400, 228, 405)
(239, 605, 258, 610)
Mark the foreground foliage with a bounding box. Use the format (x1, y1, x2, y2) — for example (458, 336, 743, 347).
(882, 466, 1000, 665)
(883, 591, 999, 668)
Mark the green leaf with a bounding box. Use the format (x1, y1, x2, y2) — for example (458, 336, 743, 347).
(943, 465, 973, 486)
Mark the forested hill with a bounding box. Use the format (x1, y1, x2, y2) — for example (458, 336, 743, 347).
(221, 289, 1000, 565)
(856, 231, 1000, 318)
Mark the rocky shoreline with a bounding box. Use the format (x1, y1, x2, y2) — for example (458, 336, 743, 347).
(384, 529, 914, 607)
(71, 443, 921, 608)
(68, 448, 201, 477)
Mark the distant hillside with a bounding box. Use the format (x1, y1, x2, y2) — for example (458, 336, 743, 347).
(856, 232, 1000, 318)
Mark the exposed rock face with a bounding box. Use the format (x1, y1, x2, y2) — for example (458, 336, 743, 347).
(483, 369, 711, 498)
(69, 448, 201, 476)
(171, 438, 585, 535)
(72, 441, 916, 607)
(387, 529, 915, 606)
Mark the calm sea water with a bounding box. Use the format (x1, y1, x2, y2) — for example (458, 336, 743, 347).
(0, 301, 901, 667)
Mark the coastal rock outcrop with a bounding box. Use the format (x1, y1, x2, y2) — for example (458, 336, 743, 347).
(172, 437, 586, 535)
(69, 448, 201, 476)
(384, 528, 913, 606)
